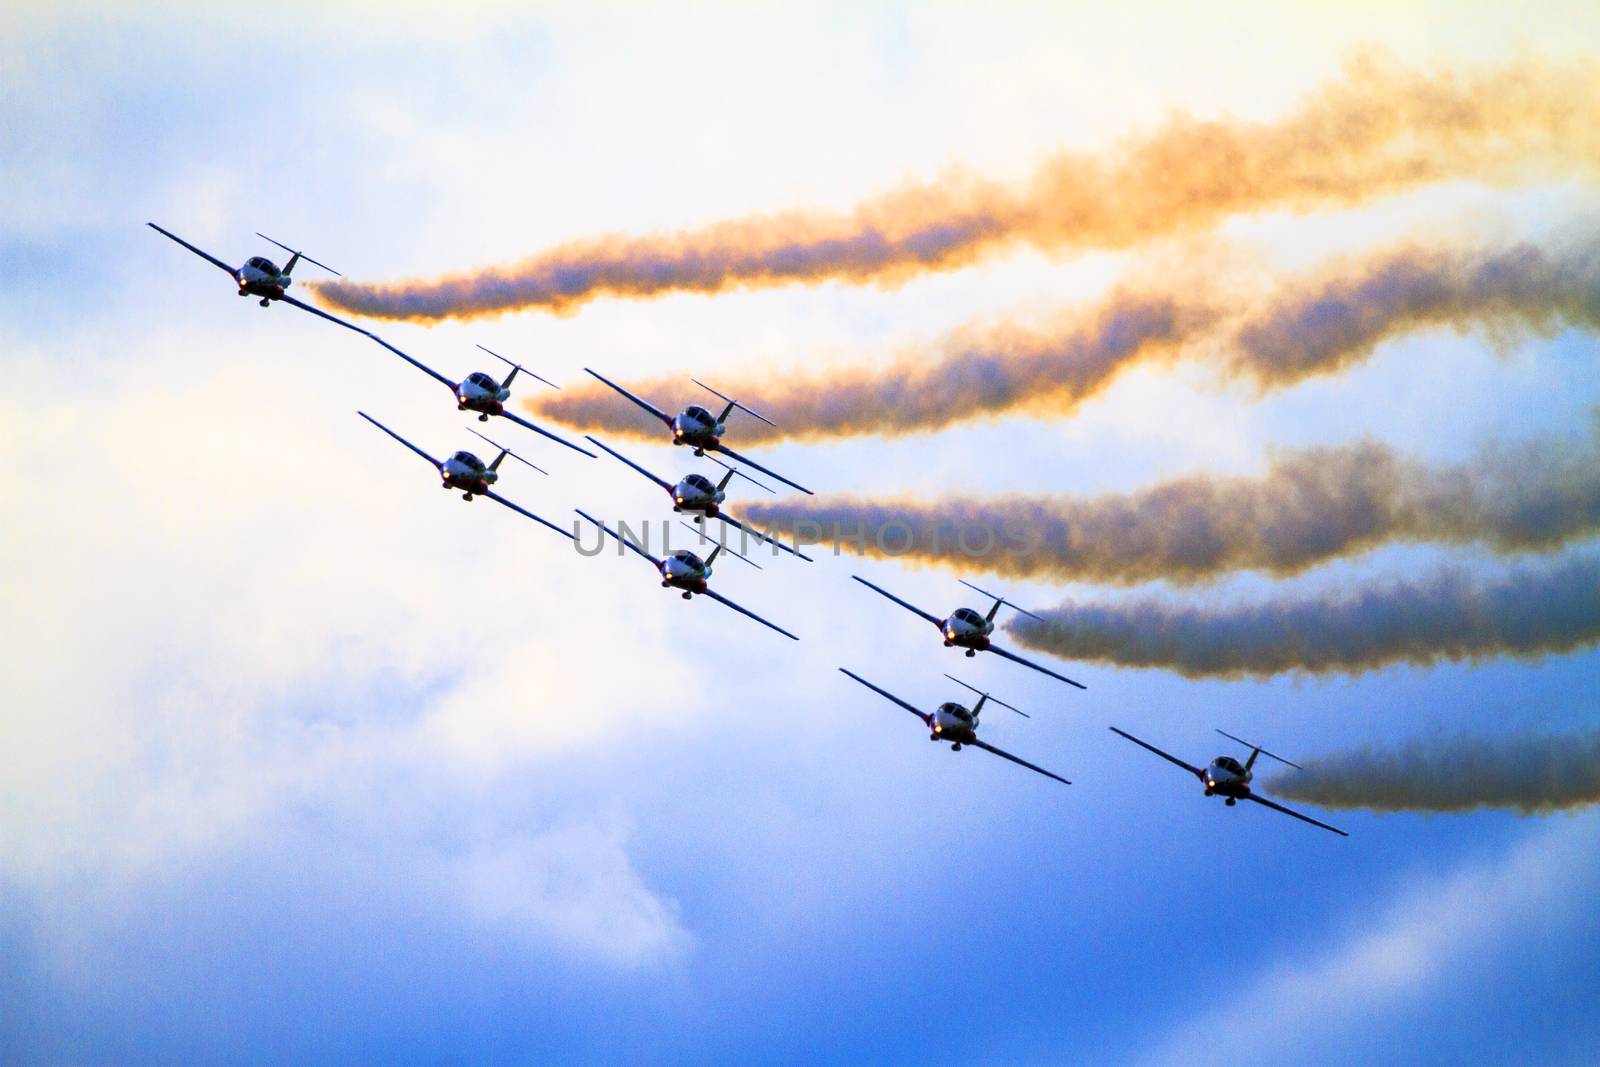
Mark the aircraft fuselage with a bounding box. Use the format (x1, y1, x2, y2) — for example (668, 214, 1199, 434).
(441, 452, 497, 498)
(671, 478, 725, 516)
(941, 608, 995, 650)
(456, 376, 512, 418)
(235, 258, 289, 302)
(1201, 758, 1253, 802)
(671, 407, 725, 452)
(929, 702, 979, 747)
(659, 551, 711, 594)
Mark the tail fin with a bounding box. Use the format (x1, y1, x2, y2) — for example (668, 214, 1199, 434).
(477, 344, 558, 391)
(959, 579, 1044, 624)
(677, 521, 762, 569)
(1216, 729, 1303, 771)
(943, 674, 1030, 719)
(255, 233, 340, 277)
(705, 455, 775, 494)
(693, 379, 777, 428)
(466, 427, 548, 476)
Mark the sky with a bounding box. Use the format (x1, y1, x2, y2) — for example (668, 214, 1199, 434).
(2, 2, 1599, 1064)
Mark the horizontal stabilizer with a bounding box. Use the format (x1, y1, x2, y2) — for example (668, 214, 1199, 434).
(959, 578, 1043, 621)
(693, 378, 776, 427)
(255, 232, 340, 276)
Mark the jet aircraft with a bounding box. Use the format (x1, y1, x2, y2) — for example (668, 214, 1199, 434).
(576, 509, 798, 640)
(358, 412, 572, 541)
(584, 370, 813, 495)
(585, 435, 811, 560)
(852, 575, 1086, 690)
(839, 669, 1069, 785)
(1109, 727, 1348, 836)
(363, 336, 594, 458)
(147, 223, 361, 330)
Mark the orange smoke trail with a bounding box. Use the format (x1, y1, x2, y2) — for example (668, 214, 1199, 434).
(524, 232, 1600, 445)
(740, 422, 1600, 584)
(312, 53, 1600, 322)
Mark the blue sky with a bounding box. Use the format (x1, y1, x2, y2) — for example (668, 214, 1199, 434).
(3, 3, 1598, 1064)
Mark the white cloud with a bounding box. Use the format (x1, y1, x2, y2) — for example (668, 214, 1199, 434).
(453, 821, 690, 968)
(1128, 815, 1600, 1067)
(0, 322, 698, 968)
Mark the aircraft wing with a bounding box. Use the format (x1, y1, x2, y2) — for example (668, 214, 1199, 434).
(699, 588, 799, 640)
(969, 739, 1071, 785)
(714, 512, 813, 561)
(851, 575, 944, 628)
(575, 508, 662, 567)
(1108, 727, 1205, 779)
(586, 435, 672, 491)
(499, 410, 598, 458)
(837, 668, 930, 725)
(358, 411, 442, 470)
(361, 332, 458, 390)
(482, 490, 576, 542)
(585, 369, 674, 427)
(986, 643, 1088, 690)
(147, 222, 236, 276)
(1244, 793, 1350, 837)
(708, 443, 813, 496)
(277, 293, 373, 336)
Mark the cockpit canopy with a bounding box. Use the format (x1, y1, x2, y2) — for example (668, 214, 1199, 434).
(465, 371, 499, 389)
(937, 701, 972, 721)
(683, 473, 716, 493)
(951, 607, 984, 625)
(683, 404, 713, 424)
(671, 550, 704, 567)
(451, 451, 487, 471)
(1211, 755, 1245, 775)
(245, 256, 278, 273)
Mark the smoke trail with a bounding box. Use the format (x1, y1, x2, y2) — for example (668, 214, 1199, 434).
(522, 234, 1600, 445)
(313, 54, 1600, 322)
(1270, 731, 1600, 813)
(1006, 551, 1600, 678)
(1230, 236, 1600, 387)
(741, 423, 1600, 584)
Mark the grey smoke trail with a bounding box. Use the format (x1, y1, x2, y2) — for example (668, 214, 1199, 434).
(1006, 551, 1600, 678)
(742, 424, 1600, 584)
(1230, 237, 1600, 386)
(1270, 732, 1600, 813)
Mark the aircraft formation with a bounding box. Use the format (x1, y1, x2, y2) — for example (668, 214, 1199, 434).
(150, 223, 1350, 838)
